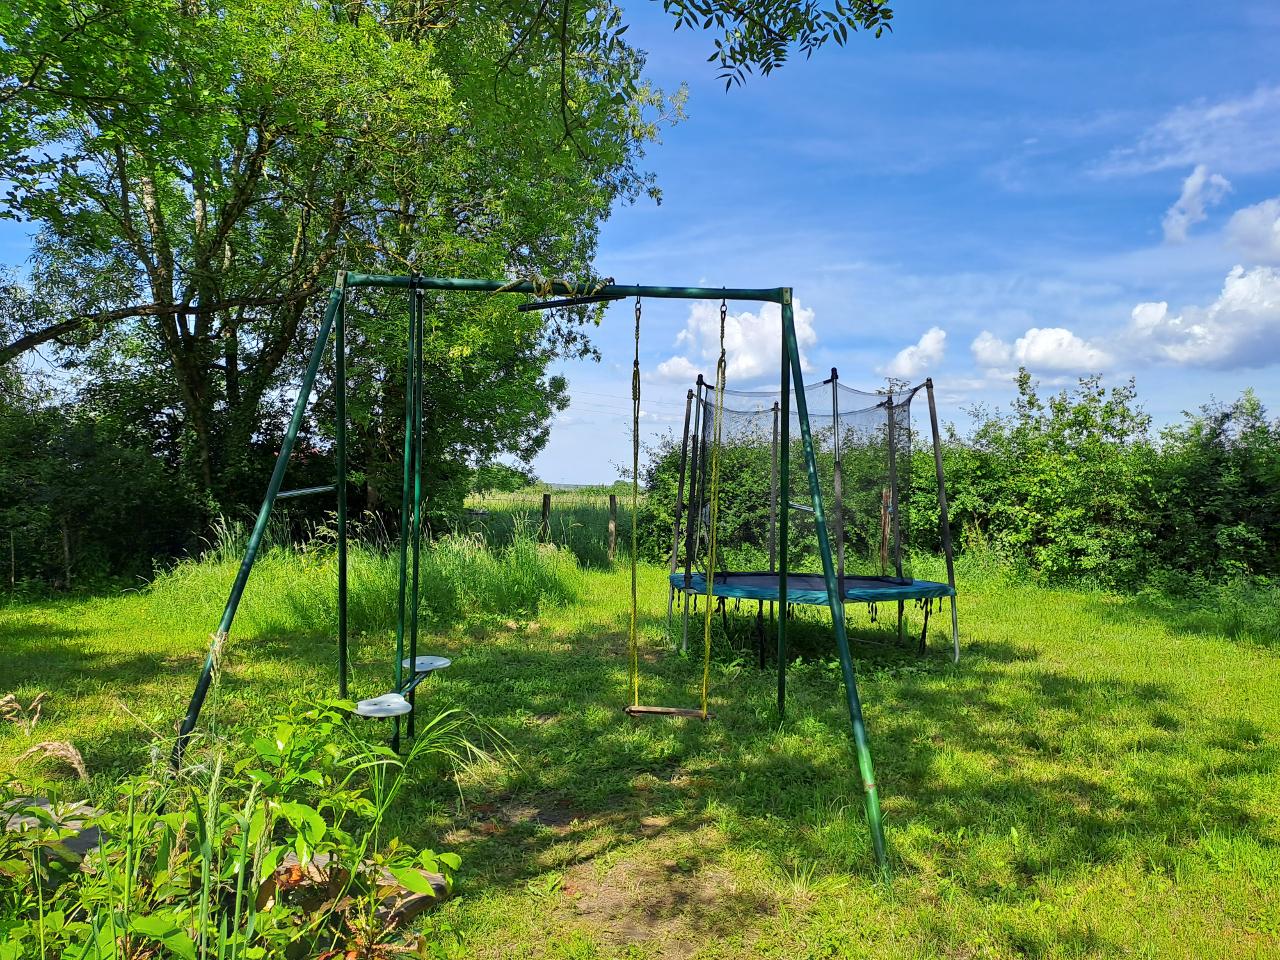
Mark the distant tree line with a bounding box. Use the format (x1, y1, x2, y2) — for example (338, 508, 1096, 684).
(638, 373, 1280, 590)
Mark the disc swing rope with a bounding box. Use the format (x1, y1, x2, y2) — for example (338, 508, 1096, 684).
(625, 297, 725, 720)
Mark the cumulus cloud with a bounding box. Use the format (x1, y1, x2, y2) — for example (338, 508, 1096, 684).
(880, 326, 946, 378)
(970, 330, 1012, 368)
(654, 300, 816, 384)
(970, 327, 1111, 373)
(1226, 197, 1280, 263)
(1099, 84, 1280, 177)
(1162, 165, 1232, 243)
(1128, 264, 1280, 368)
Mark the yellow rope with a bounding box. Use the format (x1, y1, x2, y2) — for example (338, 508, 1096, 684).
(698, 300, 729, 718)
(629, 297, 641, 707)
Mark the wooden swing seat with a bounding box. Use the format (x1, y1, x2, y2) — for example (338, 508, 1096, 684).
(624, 705, 713, 720)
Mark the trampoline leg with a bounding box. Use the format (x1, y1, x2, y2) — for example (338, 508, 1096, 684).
(681, 591, 690, 654)
(896, 600, 904, 645)
(950, 597, 960, 663)
(756, 601, 765, 669)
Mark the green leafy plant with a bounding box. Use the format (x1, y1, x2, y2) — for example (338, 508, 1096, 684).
(0, 701, 480, 958)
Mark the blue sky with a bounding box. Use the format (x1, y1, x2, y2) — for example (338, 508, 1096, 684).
(537, 0, 1280, 482)
(3, 3, 1278, 485)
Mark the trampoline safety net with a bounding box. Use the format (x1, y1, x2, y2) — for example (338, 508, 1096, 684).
(676, 374, 929, 591)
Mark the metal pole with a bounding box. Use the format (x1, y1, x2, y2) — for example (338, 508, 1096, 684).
(886, 392, 905, 643)
(408, 289, 425, 738)
(682, 376, 705, 655)
(173, 278, 345, 767)
(667, 388, 695, 622)
(785, 291, 888, 875)
(926, 379, 960, 663)
(346, 275, 786, 304)
(777, 319, 790, 715)
(769, 399, 780, 574)
(769, 399, 779, 652)
(336, 285, 348, 699)
(830, 368, 845, 591)
(392, 286, 417, 753)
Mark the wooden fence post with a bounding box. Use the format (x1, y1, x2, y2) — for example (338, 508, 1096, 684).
(540, 493, 551, 543)
(608, 494, 618, 560)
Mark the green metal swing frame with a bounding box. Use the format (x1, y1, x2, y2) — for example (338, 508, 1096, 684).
(172, 271, 890, 873)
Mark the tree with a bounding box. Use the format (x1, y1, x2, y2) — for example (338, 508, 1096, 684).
(1, 0, 671, 505)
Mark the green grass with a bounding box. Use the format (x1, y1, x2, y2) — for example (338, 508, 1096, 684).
(1, 540, 1278, 958)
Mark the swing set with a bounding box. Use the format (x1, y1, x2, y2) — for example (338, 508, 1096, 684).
(173, 272, 890, 872)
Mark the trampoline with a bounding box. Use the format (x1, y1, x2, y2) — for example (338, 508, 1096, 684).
(667, 369, 960, 663)
(670, 571, 955, 606)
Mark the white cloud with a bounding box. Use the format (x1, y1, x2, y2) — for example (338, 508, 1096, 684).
(970, 327, 1111, 373)
(653, 354, 699, 382)
(1128, 264, 1280, 368)
(1098, 85, 1280, 177)
(880, 326, 946, 378)
(1226, 197, 1280, 263)
(1162, 165, 1231, 243)
(655, 300, 816, 384)
(971, 330, 1013, 368)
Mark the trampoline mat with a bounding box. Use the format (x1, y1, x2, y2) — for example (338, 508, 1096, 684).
(670, 570, 955, 605)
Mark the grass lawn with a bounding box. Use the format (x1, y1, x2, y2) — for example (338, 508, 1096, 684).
(1, 546, 1278, 959)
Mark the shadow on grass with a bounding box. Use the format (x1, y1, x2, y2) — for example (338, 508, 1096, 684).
(371, 597, 1277, 902)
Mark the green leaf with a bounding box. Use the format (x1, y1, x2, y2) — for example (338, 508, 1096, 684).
(387, 866, 440, 896)
(280, 801, 326, 845)
(130, 913, 197, 960)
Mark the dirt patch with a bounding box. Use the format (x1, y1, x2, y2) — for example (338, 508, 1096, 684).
(499, 801, 582, 831)
(562, 853, 774, 959)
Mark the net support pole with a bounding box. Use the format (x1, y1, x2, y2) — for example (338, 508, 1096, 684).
(829, 368, 845, 591)
(172, 276, 346, 768)
(786, 291, 888, 876)
(336, 282, 348, 700)
(769, 399, 779, 650)
(886, 392, 905, 643)
(925, 379, 960, 663)
(777, 328, 790, 714)
(407, 289, 425, 738)
(682, 375, 706, 655)
(668, 388, 695, 624)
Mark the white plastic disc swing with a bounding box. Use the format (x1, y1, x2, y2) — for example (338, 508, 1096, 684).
(354, 692, 413, 718)
(402, 655, 451, 674)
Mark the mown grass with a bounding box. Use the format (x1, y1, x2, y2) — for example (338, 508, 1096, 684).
(1, 534, 1278, 958)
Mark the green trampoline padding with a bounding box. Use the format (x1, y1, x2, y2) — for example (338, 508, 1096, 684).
(670, 571, 955, 605)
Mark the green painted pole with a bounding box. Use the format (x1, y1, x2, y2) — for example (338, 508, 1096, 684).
(784, 292, 889, 876)
(392, 287, 417, 753)
(777, 304, 790, 715)
(407, 290, 425, 738)
(337, 284, 348, 699)
(926, 379, 961, 663)
(173, 277, 345, 767)
(345, 276, 786, 304)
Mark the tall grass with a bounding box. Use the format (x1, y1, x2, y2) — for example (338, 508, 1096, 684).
(462, 491, 636, 568)
(145, 522, 584, 639)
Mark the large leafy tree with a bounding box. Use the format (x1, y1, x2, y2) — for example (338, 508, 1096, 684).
(0, 0, 667, 501)
(0, 0, 895, 531)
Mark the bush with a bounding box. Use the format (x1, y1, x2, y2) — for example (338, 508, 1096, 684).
(638, 373, 1280, 590)
(0, 701, 472, 958)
